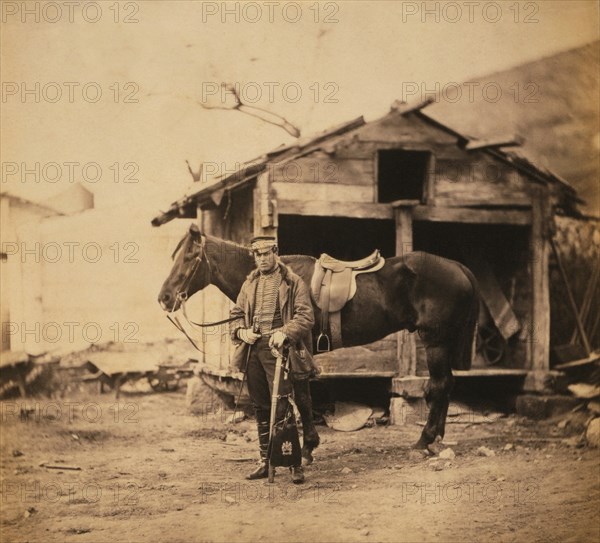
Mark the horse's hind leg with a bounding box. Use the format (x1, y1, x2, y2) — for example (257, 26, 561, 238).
(415, 343, 454, 449)
(293, 378, 320, 465)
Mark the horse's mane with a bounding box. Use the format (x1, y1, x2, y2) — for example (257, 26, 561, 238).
(171, 235, 187, 260)
(209, 235, 250, 252)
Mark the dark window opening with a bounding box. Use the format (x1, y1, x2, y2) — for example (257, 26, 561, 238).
(377, 149, 430, 203)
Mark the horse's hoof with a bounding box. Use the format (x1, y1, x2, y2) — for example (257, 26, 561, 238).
(413, 439, 429, 450)
(427, 436, 444, 455)
(301, 446, 314, 466)
(304, 433, 320, 450)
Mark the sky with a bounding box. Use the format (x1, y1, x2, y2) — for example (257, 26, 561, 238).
(1, 0, 598, 217)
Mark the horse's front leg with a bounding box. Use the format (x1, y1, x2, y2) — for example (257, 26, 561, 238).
(293, 378, 320, 465)
(415, 344, 454, 449)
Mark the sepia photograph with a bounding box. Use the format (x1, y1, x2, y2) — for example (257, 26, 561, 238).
(1, 1, 599, 541)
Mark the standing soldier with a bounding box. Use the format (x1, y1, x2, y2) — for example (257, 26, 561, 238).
(230, 236, 316, 484)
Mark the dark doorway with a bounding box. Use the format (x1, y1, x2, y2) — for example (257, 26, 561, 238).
(278, 215, 395, 260)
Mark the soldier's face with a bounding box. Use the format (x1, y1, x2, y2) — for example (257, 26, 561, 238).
(254, 248, 277, 273)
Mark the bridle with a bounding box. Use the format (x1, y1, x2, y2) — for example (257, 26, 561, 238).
(166, 233, 238, 351)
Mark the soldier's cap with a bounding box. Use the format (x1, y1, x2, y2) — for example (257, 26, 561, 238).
(250, 236, 278, 252)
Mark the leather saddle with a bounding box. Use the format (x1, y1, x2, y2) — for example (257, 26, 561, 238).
(310, 250, 385, 352)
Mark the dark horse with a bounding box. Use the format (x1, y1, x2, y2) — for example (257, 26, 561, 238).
(159, 224, 479, 450)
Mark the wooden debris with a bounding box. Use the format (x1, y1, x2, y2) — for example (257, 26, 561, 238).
(586, 418, 600, 448)
(40, 463, 81, 471)
(568, 383, 600, 399)
(550, 237, 592, 355)
(588, 401, 600, 414)
(554, 351, 600, 370)
(463, 254, 520, 340)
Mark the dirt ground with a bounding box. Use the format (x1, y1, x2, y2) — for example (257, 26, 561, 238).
(1, 387, 598, 543)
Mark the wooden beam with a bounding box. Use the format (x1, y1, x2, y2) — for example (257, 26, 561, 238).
(465, 135, 524, 151)
(253, 171, 276, 237)
(530, 188, 551, 371)
(453, 368, 529, 377)
(431, 196, 531, 208)
(413, 205, 531, 225)
(272, 182, 374, 203)
(390, 96, 435, 115)
(277, 200, 393, 219)
(316, 371, 397, 379)
(394, 205, 416, 376)
(394, 206, 414, 257)
(554, 350, 600, 370)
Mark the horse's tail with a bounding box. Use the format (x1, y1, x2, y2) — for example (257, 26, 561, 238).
(452, 264, 480, 371)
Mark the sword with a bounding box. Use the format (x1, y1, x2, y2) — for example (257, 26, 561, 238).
(267, 341, 289, 483)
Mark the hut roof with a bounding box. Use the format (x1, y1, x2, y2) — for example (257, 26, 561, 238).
(151, 100, 582, 227)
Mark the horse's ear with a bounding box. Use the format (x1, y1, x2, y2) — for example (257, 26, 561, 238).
(189, 223, 201, 238)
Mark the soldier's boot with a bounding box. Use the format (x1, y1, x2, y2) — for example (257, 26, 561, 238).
(290, 465, 305, 484)
(246, 411, 270, 480)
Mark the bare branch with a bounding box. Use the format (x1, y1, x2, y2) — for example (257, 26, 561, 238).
(200, 83, 301, 138)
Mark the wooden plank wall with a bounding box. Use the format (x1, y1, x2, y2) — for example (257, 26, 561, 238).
(270, 112, 531, 209)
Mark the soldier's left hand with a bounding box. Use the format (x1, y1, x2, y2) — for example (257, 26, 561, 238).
(269, 330, 287, 349)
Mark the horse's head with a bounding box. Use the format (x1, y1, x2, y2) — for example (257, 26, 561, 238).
(158, 224, 211, 312)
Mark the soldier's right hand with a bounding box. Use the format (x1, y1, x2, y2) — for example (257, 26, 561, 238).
(237, 328, 261, 345)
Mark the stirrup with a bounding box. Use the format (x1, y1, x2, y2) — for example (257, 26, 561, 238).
(316, 333, 331, 353)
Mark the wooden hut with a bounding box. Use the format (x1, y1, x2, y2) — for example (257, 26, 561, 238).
(152, 99, 595, 397)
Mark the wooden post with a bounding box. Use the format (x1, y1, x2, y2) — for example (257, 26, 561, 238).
(393, 202, 417, 376)
(253, 171, 277, 237)
(530, 189, 551, 371)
